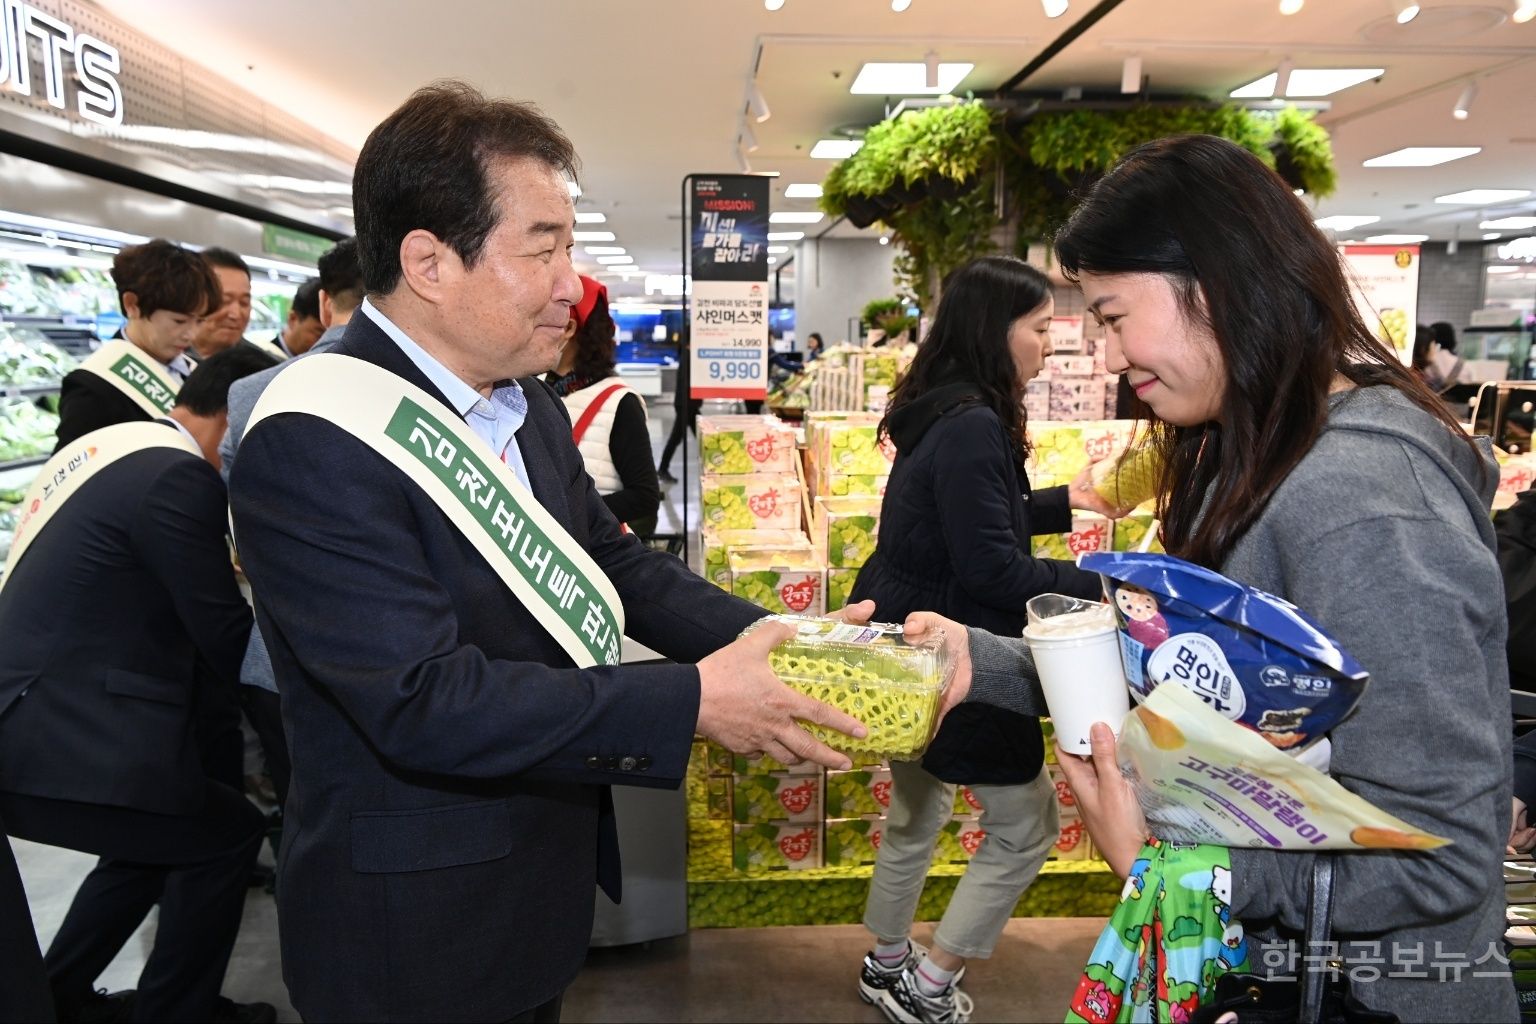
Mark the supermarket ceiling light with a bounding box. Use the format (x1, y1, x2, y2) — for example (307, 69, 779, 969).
(892, 0, 913, 10)
(1230, 67, 1383, 98)
(769, 211, 825, 224)
(1483, 217, 1536, 229)
(747, 82, 772, 123)
(1314, 215, 1380, 231)
(1517, 0, 1536, 24)
(849, 62, 974, 95)
(764, 0, 784, 9)
(573, 230, 617, 242)
(1392, 0, 1421, 23)
(810, 139, 863, 159)
(767, 245, 790, 253)
(1488, 265, 1521, 273)
(1042, 0, 1070, 16)
(596, 256, 634, 265)
(784, 183, 823, 199)
(1499, 237, 1536, 260)
(767, 231, 805, 241)
(1453, 81, 1478, 120)
(1365, 234, 1429, 243)
(575, 212, 606, 224)
(584, 246, 626, 256)
(1278, 0, 1304, 12)
(1436, 189, 1531, 204)
(566, 181, 582, 198)
(1362, 146, 1481, 167)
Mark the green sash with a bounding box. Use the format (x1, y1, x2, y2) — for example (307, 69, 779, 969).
(244, 354, 626, 668)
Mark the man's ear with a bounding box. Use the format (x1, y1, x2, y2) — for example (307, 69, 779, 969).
(318, 290, 334, 329)
(397, 230, 455, 305)
(122, 291, 141, 318)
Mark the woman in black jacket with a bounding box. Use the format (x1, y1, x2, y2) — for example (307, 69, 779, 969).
(851, 257, 1105, 1024)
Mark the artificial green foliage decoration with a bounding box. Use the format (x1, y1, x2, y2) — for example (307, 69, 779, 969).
(860, 298, 905, 328)
(819, 100, 1338, 299)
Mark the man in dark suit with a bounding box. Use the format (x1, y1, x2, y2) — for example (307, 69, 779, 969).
(0, 348, 279, 1024)
(229, 82, 865, 1023)
(54, 239, 222, 449)
(0, 812, 53, 1023)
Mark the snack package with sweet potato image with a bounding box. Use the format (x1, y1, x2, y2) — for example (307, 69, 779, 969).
(1117, 677, 1446, 851)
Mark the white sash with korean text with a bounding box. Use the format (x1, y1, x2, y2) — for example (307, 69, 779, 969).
(243, 354, 625, 667)
(247, 337, 290, 363)
(75, 340, 181, 418)
(0, 422, 199, 596)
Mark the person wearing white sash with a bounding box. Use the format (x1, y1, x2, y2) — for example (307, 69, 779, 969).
(54, 239, 222, 449)
(229, 82, 871, 1024)
(0, 348, 280, 1024)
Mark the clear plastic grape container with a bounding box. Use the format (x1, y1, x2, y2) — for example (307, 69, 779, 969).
(745, 614, 956, 763)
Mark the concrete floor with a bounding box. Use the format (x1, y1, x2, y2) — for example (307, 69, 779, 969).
(5, 397, 1107, 1021)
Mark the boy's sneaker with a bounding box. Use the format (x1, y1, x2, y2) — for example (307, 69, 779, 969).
(875, 965, 975, 1024)
(857, 940, 966, 1005)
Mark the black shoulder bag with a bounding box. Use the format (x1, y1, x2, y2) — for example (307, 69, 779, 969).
(1192, 855, 1399, 1023)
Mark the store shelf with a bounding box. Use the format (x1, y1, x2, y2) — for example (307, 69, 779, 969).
(0, 383, 62, 398)
(0, 454, 47, 491)
(685, 819, 1121, 928)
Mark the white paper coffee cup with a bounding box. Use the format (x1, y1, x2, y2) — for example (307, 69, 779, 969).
(1023, 598, 1131, 755)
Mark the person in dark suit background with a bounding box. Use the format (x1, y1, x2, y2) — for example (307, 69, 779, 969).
(0, 347, 278, 1024)
(54, 239, 221, 449)
(229, 82, 867, 1023)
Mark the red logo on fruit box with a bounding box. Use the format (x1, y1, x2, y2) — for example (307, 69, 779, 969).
(778, 780, 816, 815)
(870, 828, 883, 850)
(960, 829, 986, 855)
(1058, 819, 1085, 852)
(1085, 434, 1116, 461)
(779, 828, 816, 861)
(779, 578, 819, 612)
(872, 780, 892, 808)
(1503, 467, 1534, 494)
(961, 787, 982, 811)
(748, 489, 779, 518)
(1067, 523, 1108, 555)
(746, 436, 775, 463)
(1054, 779, 1075, 807)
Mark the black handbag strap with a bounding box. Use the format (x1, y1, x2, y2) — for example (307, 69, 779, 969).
(1300, 853, 1336, 1023)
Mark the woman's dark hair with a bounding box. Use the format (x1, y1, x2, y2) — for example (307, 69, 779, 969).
(1054, 134, 1476, 569)
(353, 80, 578, 295)
(1430, 321, 1458, 355)
(567, 291, 617, 382)
(110, 239, 222, 318)
(1412, 323, 1434, 372)
(879, 255, 1052, 462)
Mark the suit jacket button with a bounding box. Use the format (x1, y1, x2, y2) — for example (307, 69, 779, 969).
(606, 756, 620, 771)
(585, 755, 602, 769)
(620, 756, 637, 771)
(637, 756, 653, 771)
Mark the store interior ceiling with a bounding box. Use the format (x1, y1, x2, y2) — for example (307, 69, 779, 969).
(95, 0, 1536, 298)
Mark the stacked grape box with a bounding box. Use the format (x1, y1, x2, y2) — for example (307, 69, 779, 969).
(697, 415, 827, 615)
(803, 412, 894, 612)
(1026, 420, 1164, 559)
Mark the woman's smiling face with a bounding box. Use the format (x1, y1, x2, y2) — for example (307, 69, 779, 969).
(1080, 271, 1226, 427)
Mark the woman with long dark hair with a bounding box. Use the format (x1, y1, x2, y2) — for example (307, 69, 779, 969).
(905, 135, 1513, 1021)
(851, 256, 1106, 1024)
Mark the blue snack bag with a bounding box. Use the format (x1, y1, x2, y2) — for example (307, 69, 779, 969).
(1078, 552, 1368, 752)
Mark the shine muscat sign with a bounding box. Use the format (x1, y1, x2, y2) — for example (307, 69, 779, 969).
(0, 1, 124, 125)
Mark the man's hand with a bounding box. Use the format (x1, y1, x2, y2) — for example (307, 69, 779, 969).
(903, 612, 971, 722)
(1055, 723, 1148, 879)
(1512, 797, 1536, 855)
(696, 619, 867, 771)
